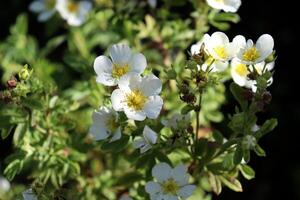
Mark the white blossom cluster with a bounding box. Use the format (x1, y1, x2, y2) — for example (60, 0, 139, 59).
(29, 0, 92, 26)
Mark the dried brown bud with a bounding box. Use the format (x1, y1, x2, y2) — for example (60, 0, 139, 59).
(6, 77, 18, 89)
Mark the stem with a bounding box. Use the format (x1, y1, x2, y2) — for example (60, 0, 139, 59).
(194, 89, 202, 157)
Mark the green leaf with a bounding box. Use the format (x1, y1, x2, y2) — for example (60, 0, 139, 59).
(155, 151, 172, 166)
(239, 164, 255, 180)
(212, 130, 224, 144)
(213, 13, 240, 23)
(41, 35, 66, 56)
(181, 105, 194, 114)
(254, 144, 266, 157)
(13, 123, 27, 145)
(219, 176, 243, 192)
(208, 172, 222, 195)
(1, 126, 14, 139)
(230, 83, 248, 111)
(233, 145, 243, 165)
(101, 135, 130, 153)
(195, 138, 208, 157)
(256, 119, 278, 139)
(0, 116, 12, 127)
(115, 172, 143, 186)
(23, 98, 44, 110)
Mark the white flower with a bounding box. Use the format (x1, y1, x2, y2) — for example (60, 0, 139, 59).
(89, 106, 121, 142)
(133, 126, 157, 153)
(191, 41, 228, 72)
(233, 34, 274, 65)
(93, 44, 147, 86)
(111, 73, 163, 121)
(0, 177, 10, 192)
(231, 58, 274, 92)
(145, 162, 196, 200)
(148, 0, 157, 8)
(29, 0, 57, 22)
(161, 114, 190, 130)
(22, 188, 38, 200)
(204, 32, 237, 62)
(56, 0, 92, 26)
(206, 0, 241, 12)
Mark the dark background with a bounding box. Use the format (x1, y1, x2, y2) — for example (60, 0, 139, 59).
(1, 0, 299, 200)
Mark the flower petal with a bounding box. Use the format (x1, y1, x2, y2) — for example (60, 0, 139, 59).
(111, 89, 126, 111)
(109, 44, 132, 65)
(89, 124, 109, 141)
(94, 56, 113, 74)
(141, 74, 162, 96)
(110, 127, 122, 142)
(133, 137, 146, 149)
(143, 125, 157, 145)
(143, 96, 163, 119)
(162, 194, 178, 200)
(152, 162, 172, 182)
(145, 181, 162, 195)
(129, 53, 147, 74)
(256, 34, 274, 59)
(118, 73, 142, 93)
(29, 1, 45, 12)
(177, 185, 196, 199)
(38, 10, 55, 22)
(172, 164, 189, 186)
(124, 107, 146, 121)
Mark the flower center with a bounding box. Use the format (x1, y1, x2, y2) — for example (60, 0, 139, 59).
(162, 178, 179, 195)
(68, 2, 78, 13)
(105, 116, 119, 132)
(242, 47, 260, 62)
(126, 90, 147, 111)
(235, 63, 248, 77)
(213, 46, 227, 59)
(45, 0, 56, 9)
(112, 64, 130, 79)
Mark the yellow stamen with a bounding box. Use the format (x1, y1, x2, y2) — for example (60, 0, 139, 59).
(213, 46, 227, 59)
(68, 2, 78, 13)
(112, 64, 130, 79)
(162, 178, 179, 194)
(105, 116, 118, 132)
(126, 90, 147, 111)
(242, 47, 260, 62)
(235, 63, 248, 77)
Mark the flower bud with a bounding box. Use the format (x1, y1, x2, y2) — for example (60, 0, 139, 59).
(18, 64, 33, 81)
(6, 77, 18, 89)
(265, 51, 276, 63)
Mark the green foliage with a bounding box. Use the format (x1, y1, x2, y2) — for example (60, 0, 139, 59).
(0, 1, 277, 199)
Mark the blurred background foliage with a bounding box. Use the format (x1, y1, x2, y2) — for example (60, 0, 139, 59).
(0, 0, 299, 200)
